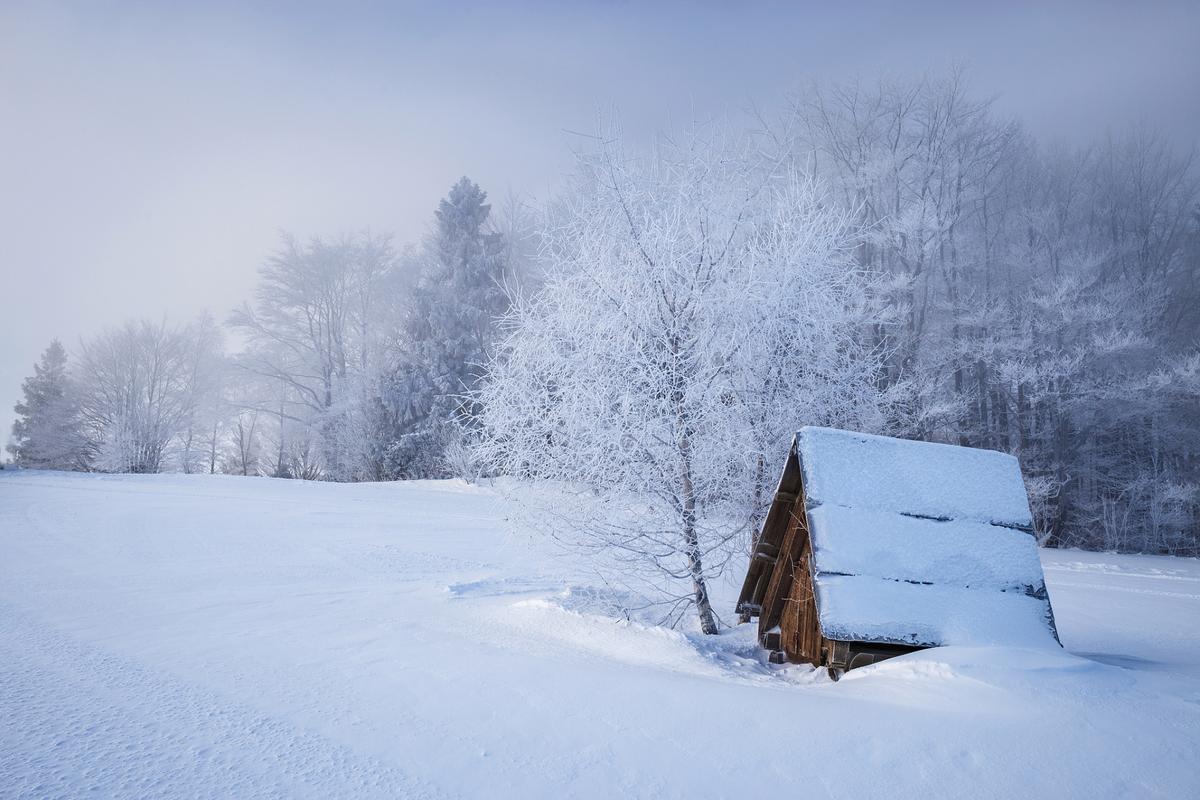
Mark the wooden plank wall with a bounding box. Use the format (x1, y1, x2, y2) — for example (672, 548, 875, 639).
(781, 542, 824, 665)
(757, 499, 812, 642)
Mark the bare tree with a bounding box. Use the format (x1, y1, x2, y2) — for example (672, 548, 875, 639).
(174, 313, 229, 474)
(76, 319, 208, 473)
(229, 231, 396, 480)
(225, 410, 261, 476)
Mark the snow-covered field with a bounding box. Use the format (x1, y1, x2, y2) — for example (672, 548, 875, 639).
(2, 471, 1198, 799)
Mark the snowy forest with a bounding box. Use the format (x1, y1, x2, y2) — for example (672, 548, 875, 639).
(9, 74, 1200, 561)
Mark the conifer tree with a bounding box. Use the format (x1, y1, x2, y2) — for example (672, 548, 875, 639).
(8, 340, 89, 470)
(386, 177, 509, 476)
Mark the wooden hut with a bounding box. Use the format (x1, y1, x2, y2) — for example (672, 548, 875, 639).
(736, 427, 1059, 677)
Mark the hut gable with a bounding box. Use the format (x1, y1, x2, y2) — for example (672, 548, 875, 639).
(737, 427, 1059, 673)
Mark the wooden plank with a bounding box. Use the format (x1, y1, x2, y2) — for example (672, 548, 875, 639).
(735, 559, 766, 614)
(736, 498, 791, 613)
(757, 506, 800, 637)
(827, 640, 850, 669)
(779, 537, 824, 667)
(799, 547, 820, 665)
(780, 579, 801, 658)
(757, 498, 809, 639)
(756, 541, 780, 558)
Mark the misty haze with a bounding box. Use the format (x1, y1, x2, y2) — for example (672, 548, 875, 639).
(2, 2, 1198, 798)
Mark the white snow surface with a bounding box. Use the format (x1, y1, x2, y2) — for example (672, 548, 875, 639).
(816, 575, 1055, 646)
(797, 427, 1055, 647)
(797, 426, 1033, 527)
(808, 504, 1045, 590)
(2, 470, 1199, 798)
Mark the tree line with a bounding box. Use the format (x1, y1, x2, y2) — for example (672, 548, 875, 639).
(9, 75, 1200, 627)
(9, 177, 522, 483)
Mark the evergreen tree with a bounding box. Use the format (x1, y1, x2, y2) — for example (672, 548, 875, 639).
(385, 177, 509, 477)
(8, 340, 89, 470)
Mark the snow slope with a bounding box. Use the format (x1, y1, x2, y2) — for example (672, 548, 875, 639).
(1, 471, 1198, 799)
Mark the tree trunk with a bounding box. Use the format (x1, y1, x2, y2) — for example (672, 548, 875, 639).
(208, 422, 219, 474)
(679, 427, 718, 635)
(685, 526, 719, 635)
(750, 451, 766, 546)
(739, 450, 768, 624)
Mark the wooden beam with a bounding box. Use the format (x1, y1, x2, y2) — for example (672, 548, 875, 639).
(756, 542, 780, 558)
(757, 500, 809, 637)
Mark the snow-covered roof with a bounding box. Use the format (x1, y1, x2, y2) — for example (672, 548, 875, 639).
(796, 427, 1056, 648)
(797, 427, 1034, 530)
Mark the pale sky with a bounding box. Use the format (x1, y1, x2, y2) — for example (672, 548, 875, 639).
(2, 0, 1198, 445)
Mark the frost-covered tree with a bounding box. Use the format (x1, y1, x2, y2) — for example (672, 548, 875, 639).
(782, 72, 1200, 553)
(230, 232, 397, 480)
(476, 131, 887, 633)
(8, 340, 89, 470)
(223, 409, 262, 476)
(385, 178, 510, 477)
(173, 313, 229, 474)
(733, 177, 900, 535)
(76, 319, 208, 474)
